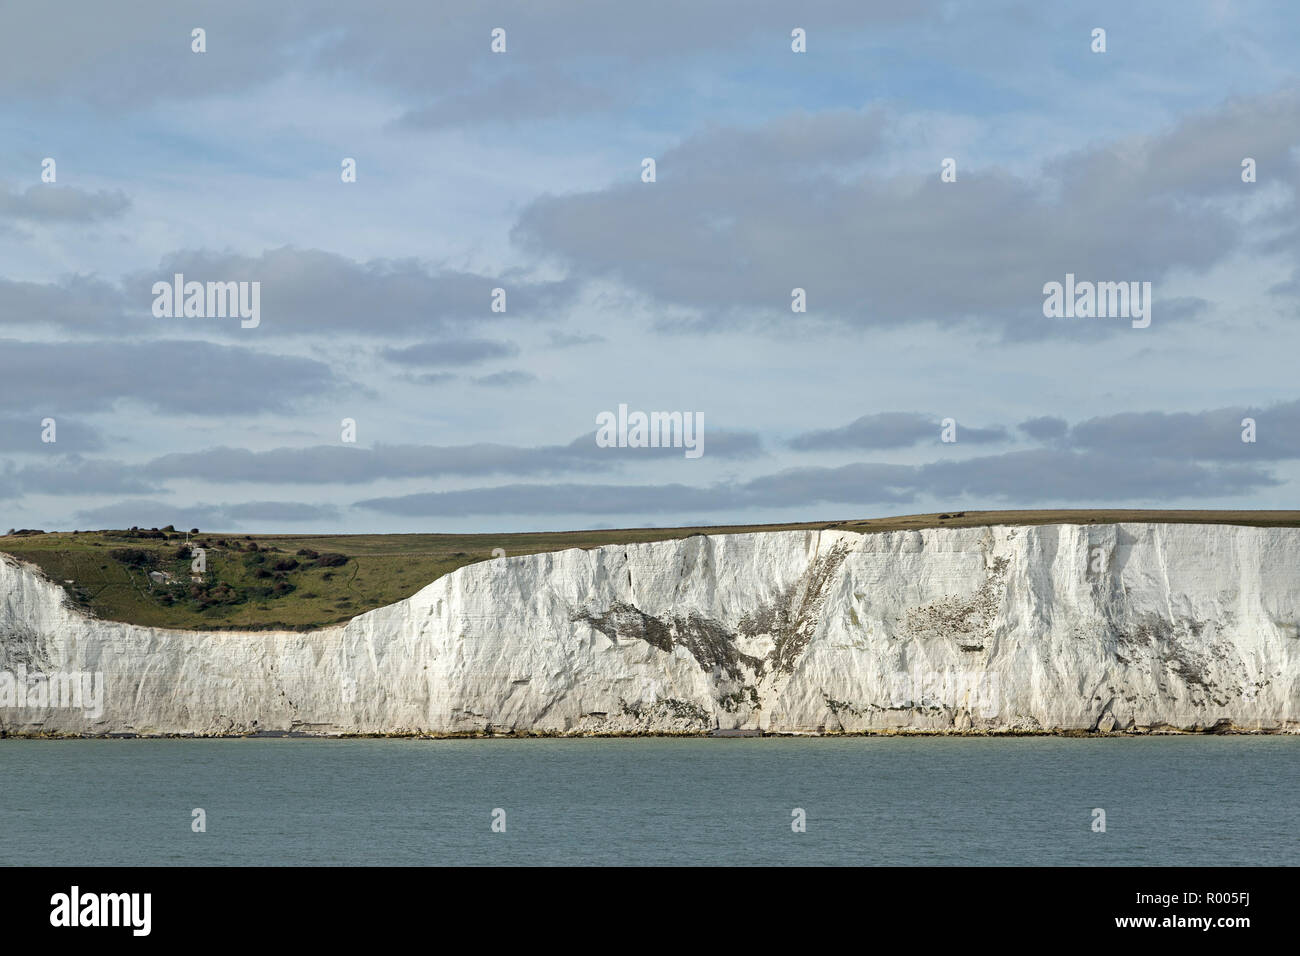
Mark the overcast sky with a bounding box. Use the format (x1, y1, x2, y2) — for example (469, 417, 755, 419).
(3, 1, 1299, 533)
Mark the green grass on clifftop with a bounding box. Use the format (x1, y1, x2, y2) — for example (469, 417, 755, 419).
(2, 510, 1298, 631)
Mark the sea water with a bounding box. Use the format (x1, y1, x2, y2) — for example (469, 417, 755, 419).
(1, 736, 1295, 866)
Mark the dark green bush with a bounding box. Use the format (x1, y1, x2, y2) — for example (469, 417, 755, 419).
(109, 548, 156, 567)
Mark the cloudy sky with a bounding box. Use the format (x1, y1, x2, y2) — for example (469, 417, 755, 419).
(2, 1, 1299, 533)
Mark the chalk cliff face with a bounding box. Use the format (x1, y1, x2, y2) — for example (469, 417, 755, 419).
(1, 523, 1296, 736)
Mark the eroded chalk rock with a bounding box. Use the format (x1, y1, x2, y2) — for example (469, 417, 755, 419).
(1, 524, 1296, 735)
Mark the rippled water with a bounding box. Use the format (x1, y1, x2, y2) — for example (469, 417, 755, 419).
(1, 736, 1295, 865)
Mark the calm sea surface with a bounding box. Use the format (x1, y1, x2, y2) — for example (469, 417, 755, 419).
(1, 737, 1295, 866)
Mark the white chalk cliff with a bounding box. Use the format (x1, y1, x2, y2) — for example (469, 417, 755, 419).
(1, 523, 1296, 735)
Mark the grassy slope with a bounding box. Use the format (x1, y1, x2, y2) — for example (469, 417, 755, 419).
(2, 509, 1298, 631)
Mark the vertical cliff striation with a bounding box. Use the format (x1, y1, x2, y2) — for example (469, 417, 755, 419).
(1, 523, 1295, 735)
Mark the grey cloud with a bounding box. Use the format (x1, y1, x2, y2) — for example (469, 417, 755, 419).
(1153, 297, 1211, 323)
(739, 462, 917, 507)
(561, 429, 764, 461)
(9, 457, 159, 497)
(221, 501, 341, 523)
(513, 91, 1300, 337)
(1019, 416, 1068, 441)
(0, 456, 159, 501)
(669, 108, 889, 178)
(1269, 268, 1300, 297)
(667, 427, 766, 460)
(0, 2, 938, 113)
(72, 499, 340, 530)
(546, 330, 605, 348)
(1048, 87, 1300, 213)
(748, 451, 1274, 508)
(0, 184, 130, 222)
(146, 442, 617, 484)
(911, 450, 1277, 502)
(3, 248, 574, 339)
(139, 247, 574, 338)
(355, 482, 736, 517)
(794, 402, 1300, 466)
(0, 275, 130, 331)
(0, 339, 344, 414)
(143, 428, 763, 485)
(0, 416, 105, 452)
(0, 4, 319, 108)
(1067, 401, 1300, 461)
(789, 413, 1007, 451)
(383, 338, 519, 367)
(473, 370, 537, 387)
(399, 74, 617, 130)
(405, 372, 459, 386)
(354, 448, 1278, 517)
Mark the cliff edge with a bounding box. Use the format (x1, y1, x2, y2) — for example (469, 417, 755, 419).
(1, 523, 1296, 735)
